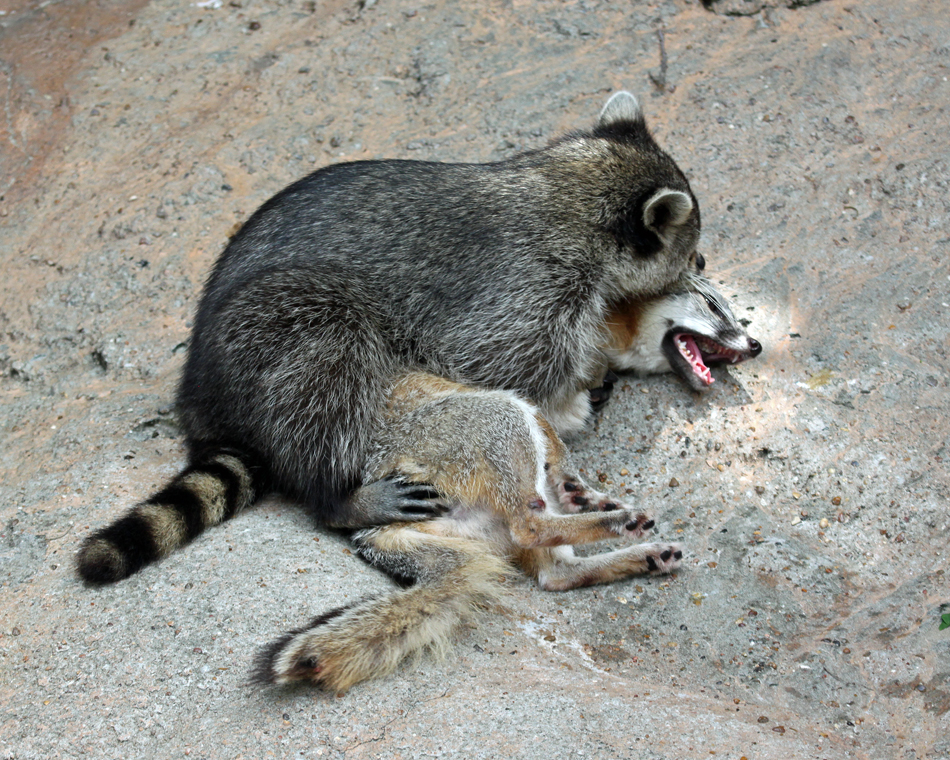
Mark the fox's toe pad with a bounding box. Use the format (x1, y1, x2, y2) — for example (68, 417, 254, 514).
(643, 542, 683, 574)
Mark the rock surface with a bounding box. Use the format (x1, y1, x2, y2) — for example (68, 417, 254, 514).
(1, 0, 947, 758)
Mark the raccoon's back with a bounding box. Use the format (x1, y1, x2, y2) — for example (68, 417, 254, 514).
(205, 161, 614, 399)
(177, 158, 605, 510)
(177, 266, 399, 517)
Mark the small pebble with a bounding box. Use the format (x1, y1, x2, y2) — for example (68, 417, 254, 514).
(819, 517, 830, 529)
(669, 477, 679, 488)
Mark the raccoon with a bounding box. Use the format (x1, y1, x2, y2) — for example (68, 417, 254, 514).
(254, 371, 683, 692)
(77, 91, 702, 584)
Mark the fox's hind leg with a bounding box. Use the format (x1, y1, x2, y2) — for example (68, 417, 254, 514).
(254, 523, 508, 692)
(549, 467, 656, 537)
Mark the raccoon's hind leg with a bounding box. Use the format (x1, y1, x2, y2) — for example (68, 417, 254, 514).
(254, 524, 509, 692)
(76, 447, 265, 584)
(522, 542, 684, 592)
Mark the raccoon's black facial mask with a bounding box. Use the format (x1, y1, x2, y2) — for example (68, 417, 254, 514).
(661, 329, 760, 391)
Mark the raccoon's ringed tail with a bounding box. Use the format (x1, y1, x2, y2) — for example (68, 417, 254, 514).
(76, 449, 264, 584)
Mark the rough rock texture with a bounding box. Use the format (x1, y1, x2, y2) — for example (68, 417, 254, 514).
(1, 1, 947, 758)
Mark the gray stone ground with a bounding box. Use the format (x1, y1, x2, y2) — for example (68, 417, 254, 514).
(1, 0, 948, 757)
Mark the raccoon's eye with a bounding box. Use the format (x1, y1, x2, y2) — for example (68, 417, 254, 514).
(694, 252, 706, 271)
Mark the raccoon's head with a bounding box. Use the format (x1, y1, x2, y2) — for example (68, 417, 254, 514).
(588, 92, 702, 298)
(604, 272, 762, 392)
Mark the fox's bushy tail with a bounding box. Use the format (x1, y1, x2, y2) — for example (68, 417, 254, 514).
(254, 527, 509, 692)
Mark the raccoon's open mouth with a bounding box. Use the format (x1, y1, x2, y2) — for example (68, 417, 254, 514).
(664, 332, 752, 390)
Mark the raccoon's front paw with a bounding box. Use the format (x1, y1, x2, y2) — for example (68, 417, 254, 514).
(347, 475, 448, 526)
(384, 476, 447, 519)
(642, 542, 683, 574)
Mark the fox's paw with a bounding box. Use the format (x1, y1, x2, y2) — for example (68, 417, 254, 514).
(613, 512, 655, 539)
(558, 481, 628, 514)
(588, 370, 619, 412)
(642, 542, 684, 574)
(558, 482, 651, 525)
(558, 480, 590, 512)
(252, 605, 359, 692)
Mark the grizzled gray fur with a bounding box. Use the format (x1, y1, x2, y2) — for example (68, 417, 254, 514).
(176, 92, 701, 526)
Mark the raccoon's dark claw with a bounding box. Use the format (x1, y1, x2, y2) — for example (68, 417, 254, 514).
(384, 476, 448, 519)
(336, 476, 448, 528)
(589, 370, 619, 412)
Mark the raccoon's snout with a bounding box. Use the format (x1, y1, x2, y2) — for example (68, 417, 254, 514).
(748, 337, 762, 357)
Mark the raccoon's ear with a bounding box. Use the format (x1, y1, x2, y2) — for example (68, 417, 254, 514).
(598, 91, 642, 127)
(642, 189, 694, 240)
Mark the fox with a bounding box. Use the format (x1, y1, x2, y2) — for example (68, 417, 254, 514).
(77, 91, 705, 585)
(254, 275, 761, 692)
(254, 371, 682, 692)
(580, 267, 763, 425)
(602, 269, 762, 392)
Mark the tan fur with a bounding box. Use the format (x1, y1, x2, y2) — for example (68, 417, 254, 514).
(261, 372, 682, 691)
(604, 296, 646, 354)
(269, 532, 509, 692)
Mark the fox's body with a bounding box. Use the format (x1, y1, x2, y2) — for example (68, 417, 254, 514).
(256, 372, 681, 692)
(256, 275, 761, 691)
(77, 91, 705, 585)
